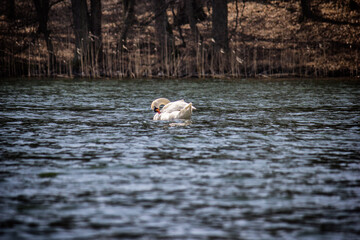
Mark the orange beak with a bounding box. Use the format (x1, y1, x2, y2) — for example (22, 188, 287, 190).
(155, 108, 161, 114)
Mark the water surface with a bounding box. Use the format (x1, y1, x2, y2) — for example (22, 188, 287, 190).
(0, 78, 359, 239)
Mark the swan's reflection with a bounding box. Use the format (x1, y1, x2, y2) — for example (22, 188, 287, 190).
(168, 120, 192, 127)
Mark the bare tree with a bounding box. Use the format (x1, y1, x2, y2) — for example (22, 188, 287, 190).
(185, 0, 202, 43)
(90, 0, 102, 69)
(71, 0, 90, 71)
(6, 0, 16, 22)
(212, 0, 229, 52)
(152, 0, 174, 73)
(33, 0, 56, 73)
(299, 0, 312, 22)
(211, 0, 229, 73)
(119, 0, 135, 48)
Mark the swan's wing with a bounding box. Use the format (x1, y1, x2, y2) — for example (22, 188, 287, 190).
(178, 103, 193, 119)
(154, 102, 194, 120)
(161, 100, 188, 113)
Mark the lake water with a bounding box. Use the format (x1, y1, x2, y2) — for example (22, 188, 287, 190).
(0, 78, 359, 239)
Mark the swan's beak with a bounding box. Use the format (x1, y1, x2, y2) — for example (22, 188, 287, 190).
(154, 108, 161, 114)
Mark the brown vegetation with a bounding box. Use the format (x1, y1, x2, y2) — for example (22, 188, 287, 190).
(0, 0, 359, 78)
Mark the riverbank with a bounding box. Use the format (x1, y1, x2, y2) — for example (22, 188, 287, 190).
(1, 0, 359, 78)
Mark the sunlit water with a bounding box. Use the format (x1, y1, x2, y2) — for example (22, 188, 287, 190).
(0, 78, 359, 240)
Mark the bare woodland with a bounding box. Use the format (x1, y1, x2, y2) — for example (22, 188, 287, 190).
(0, 0, 359, 78)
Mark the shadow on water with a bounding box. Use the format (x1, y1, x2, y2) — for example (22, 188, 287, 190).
(0, 78, 360, 239)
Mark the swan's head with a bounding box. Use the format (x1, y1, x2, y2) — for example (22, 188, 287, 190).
(151, 98, 170, 113)
(153, 107, 161, 114)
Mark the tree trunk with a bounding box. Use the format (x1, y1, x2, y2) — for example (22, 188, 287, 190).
(90, 0, 102, 72)
(185, 0, 202, 76)
(299, 0, 312, 22)
(211, 0, 229, 74)
(186, 0, 201, 43)
(119, 0, 135, 47)
(152, 0, 173, 73)
(33, 0, 56, 74)
(71, 0, 90, 72)
(212, 0, 229, 52)
(174, 0, 206, 27)
(6, 0, 15, 22)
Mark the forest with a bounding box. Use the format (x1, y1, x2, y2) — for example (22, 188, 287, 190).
(0, 0, 359, 78)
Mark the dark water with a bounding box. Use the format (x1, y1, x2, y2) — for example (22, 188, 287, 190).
(0, 78, 359, 240)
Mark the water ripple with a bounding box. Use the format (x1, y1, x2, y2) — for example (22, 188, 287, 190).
(0, 78, 359, 239)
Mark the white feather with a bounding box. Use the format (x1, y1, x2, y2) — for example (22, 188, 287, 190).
(151, 98, 196, 120)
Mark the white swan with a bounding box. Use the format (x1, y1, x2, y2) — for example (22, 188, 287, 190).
(151, 98, 195, 120)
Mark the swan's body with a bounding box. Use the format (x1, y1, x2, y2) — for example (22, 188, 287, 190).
(151, 98, 195, 120)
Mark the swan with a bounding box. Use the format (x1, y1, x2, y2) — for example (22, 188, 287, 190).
(151, 98, 196, 120)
